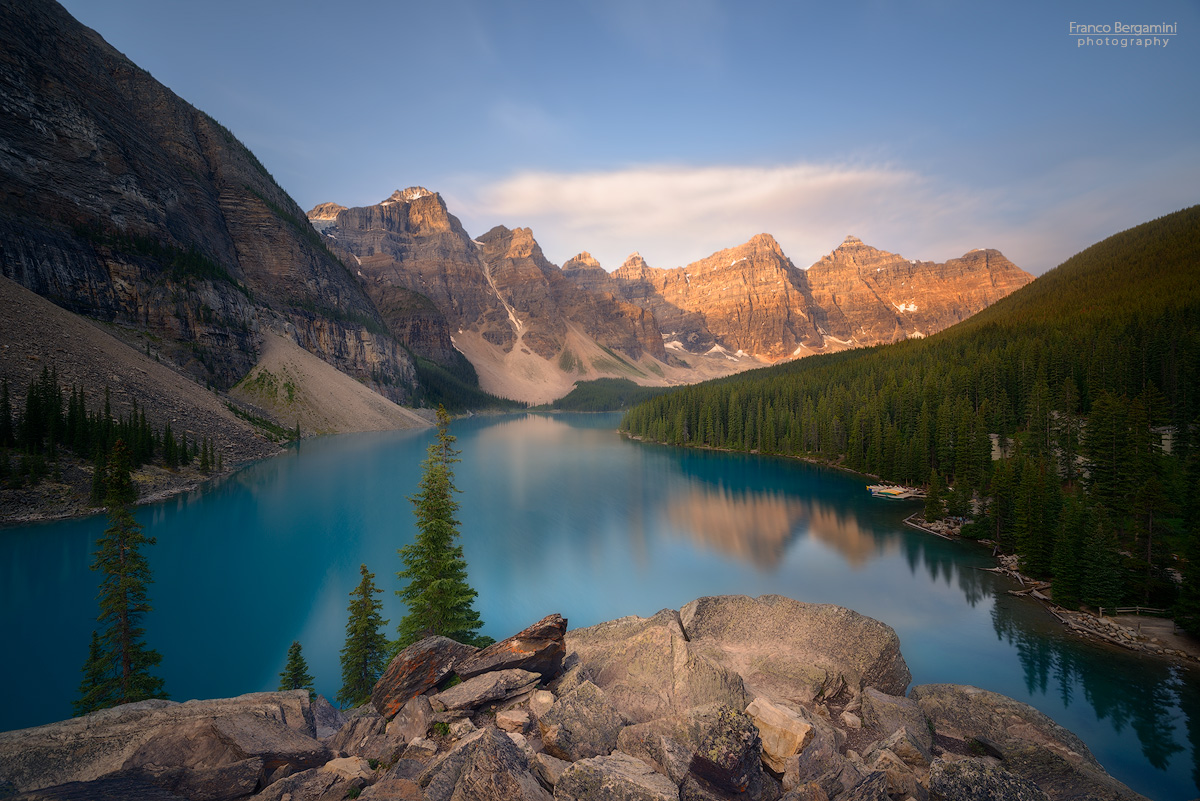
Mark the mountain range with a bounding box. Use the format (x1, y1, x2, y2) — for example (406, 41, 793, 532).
(310, 191, 1032, 403)
(0, 0, 1032, 439)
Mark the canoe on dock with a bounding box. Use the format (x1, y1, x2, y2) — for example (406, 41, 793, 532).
(866, 484, 926, 500)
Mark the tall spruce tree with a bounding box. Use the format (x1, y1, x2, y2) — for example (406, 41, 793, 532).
(81, 439, 166, 711)
(395, 406, 487, 650)
(278, 640, 315, 699)
(338, 564, 389, 708)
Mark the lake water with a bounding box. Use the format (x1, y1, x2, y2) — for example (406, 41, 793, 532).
(1, 412, 1196, 800)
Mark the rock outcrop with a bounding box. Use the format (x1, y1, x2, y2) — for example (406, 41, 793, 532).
(0, 0, 416, 403)
(0, 597, 1146, 801)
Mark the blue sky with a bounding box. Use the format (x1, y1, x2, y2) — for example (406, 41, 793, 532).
(60, 0, 1200, 275)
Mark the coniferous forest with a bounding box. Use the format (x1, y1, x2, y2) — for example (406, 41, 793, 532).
(623, 206, 1200, 626)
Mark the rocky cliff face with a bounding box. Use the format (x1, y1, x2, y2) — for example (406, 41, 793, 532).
(574, 234, 1034, 361)
(0, 0, 414, 399)
(312, 192, 673, 402)
(803, 236, 1034, 345)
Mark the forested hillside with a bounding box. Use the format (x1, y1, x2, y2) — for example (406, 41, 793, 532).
(623, 206, 1200, 623)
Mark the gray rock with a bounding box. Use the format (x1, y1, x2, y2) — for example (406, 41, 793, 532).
(0, 691, 325, 792)
(837, 771, 891, 801)
(372, 636, 478, 719)
(359, 775, 424, 799)
(564, 608, 749, 724)
(554, 752, 679, 801)
(530, 690, 557, 719)
(616, 704, 776, 800)
(911, 684, 1150, 800)
(679, 771, 783, 801)
(254, 766, 350, 801)
(929, 757, 1048, 801)
(326, 712, 403, 764)
(456, 613, 568, 681)
(388, 695, 434, 744)
(136, 757, 265, 801)
(549, 662, 591, 696)
(782, 739, 864, 797)
(448, 727, 551, 801)
(418, 728, 488, 801)
(312, 695, 348, 740)
(538, 680, 626, 762)
(431, 668, 541, 711)
(875, 726, 931, 769)
(679, 596, 911, 703)
(860, 687, 931, 751)
(534, 752, 572, 789)
(6, 773, 190, 800)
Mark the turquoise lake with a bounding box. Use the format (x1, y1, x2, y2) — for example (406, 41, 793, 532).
(1, 412, 1196, 800)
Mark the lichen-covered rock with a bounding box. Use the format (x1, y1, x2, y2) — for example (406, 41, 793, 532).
(372, 637, 477, 719)
(431, 668, 541, 711)
(782, 739, 864, 797)
(837, 771, 892, 801)
(456, 614, 568, 681)
(689, 704, 764, 793)
(929, 757, 1048, 801)
(564, 608, 749, 724)
(873, 726, 931, 770)
(679, 596, 911, 703)
(554, 752, 679, 801)
(538, 680, 626, 762)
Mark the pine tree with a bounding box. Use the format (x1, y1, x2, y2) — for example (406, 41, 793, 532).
(395, 406, 487, 650)
(86, 439, 166, 709)
(0, 379, 13, 447)
(278, 640, 315, 699)
(74, 630, 113, 716)
(924, 469, 945, 522)
(338, 564, 390, 708)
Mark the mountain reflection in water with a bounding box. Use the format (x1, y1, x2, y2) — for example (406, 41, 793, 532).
(665, 487, 898, 569)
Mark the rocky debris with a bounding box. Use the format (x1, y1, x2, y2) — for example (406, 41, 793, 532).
(746, 697, 815, 773)
(443, 727, 550, 801)
(928, 757, 1048, 801)
(564, 608, 749, 723)
(0, 598, 1153, 801)
(387, 695, 434, 743)
(538, 680, 626, 761)
(455, 613, 567, 680)
(679, 595, 911, 702)
(324, 712, 402, 764)
(859, 688, 931, 752)
(430, 668, 540, 711)
(311, 696, 347, 740)
(555, 751, 680, 801)
(372, 636, 477, 719)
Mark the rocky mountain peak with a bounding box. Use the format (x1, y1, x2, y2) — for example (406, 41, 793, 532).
(563, 252, 603, 272)
(306, 202, 347, 220)
(383, 187, 436, 205)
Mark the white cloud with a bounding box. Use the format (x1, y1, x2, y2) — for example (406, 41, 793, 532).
(444, 152, 1200, 275)
(452, 161, 973, 271)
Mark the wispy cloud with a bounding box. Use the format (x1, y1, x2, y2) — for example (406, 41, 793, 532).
(453, 161, 975, 271)
(448, 154, 1199, 275)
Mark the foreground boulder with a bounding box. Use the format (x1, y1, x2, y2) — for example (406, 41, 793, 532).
(0, 692, 321, 794)
(911, 684, 1149, 801)
(564, 608, 749, 723)
(679, 595, 911, 703)
(372, 636, 477, 719)
(455, 613, 568, 681)
(556, 752, 680, 801)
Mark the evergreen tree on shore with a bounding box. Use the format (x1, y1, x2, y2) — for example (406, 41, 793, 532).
(78, 439, 166, 712)
(278, 640, 315, 699)
(395, 406, 487, 650)
(338, 564, 389, 708)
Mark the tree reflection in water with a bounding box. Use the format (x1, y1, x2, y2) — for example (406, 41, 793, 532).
(992, 600, 1189, 772)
